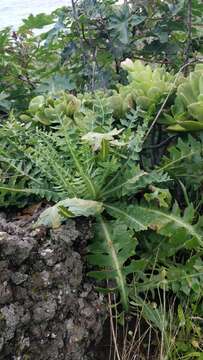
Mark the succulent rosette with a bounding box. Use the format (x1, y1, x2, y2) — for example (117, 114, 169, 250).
(165, 64, 203, 132)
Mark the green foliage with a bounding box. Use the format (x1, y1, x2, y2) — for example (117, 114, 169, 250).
(0, 77, 203, 319)
(107, 201, 203, 247)
(164, 65, 203, 131)
(19, 13, 54, 31)
(53, 0, 203, 89)
(36, 198, 103, 228)
(0, 92, 170, 309)
(104, 59, 175, 124)
(21, 92, 81, 127)
(120, 59, 175, 111)
(0, 1, 203, 356)
(160, 135, 203, 192)
(88, 220, 136, 311)
(0, 0, 203, 113)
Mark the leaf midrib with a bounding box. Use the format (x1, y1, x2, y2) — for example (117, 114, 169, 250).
(139, 206, 203, 245)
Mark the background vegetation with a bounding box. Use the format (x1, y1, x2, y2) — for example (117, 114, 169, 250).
(0, 0, 203, 359)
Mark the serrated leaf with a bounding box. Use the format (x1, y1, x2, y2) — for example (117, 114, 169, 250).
(102, 166, 169, 199)
(160, 135, 203, 190)
(106, 202, 203, 247)
(88, 219, 138, 310)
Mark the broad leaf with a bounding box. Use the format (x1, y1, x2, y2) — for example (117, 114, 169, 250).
(35, 198, 104, 228)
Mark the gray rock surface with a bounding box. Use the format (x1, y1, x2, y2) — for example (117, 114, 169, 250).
(0, 213, 105, 359)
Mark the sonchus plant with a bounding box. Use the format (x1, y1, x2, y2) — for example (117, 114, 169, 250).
(31, 128, 202, 311)
(163, 64, 203, 131)
(34, 126, 203, 311)
(1, 89, 203, 311)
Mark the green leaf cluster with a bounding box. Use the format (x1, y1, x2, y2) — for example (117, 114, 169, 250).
(21, 92, 81, 127)
(0, 1, 203, 355)
(164, 65, 203, 131)
(120, 59, 175, 111)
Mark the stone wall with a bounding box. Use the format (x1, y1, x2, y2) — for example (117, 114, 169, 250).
(0, 213, 104, 360)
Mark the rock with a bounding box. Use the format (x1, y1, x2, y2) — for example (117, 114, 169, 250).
(11, 272, 28, 285)
(33, 297, 57, 323)
(31, 270, 52, 289)
(0, 234, 36, 265)
(0, 261, 10, 283)
(1, 304, 19, 341)
(0, 214, 105, 360)
(50, 220, 79, 245)
(0, 337, 3, 352)
(0, 281, 13, 305)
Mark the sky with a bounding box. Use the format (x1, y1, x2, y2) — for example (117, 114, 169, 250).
(0, 0, 70, 29)
(0, 0, 124, 30)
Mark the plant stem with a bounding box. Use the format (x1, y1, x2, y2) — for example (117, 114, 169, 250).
(184, 0, 192, 70)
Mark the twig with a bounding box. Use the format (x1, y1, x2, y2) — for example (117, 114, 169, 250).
(71, 0, 77, 18)
(108, 293, 122, 360)
(142, 135, 177, 151)
(184, 0, 192, 69)
(191, 316, 203, 322)
(132, 55, 171, 65)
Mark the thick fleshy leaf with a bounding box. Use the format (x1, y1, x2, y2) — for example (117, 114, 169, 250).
(168, 120, 203, 131)
(170, 64, 203, 130)
(35, 198, 104, 228)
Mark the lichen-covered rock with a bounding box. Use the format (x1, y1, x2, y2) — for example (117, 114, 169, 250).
(0, 213, 105, 359)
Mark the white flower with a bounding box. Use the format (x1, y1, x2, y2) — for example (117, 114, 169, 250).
(82, 128, 124, 151)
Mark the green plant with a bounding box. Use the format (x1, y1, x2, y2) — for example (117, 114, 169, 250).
(163, 64, 203, 131)
(20, 92, 81, 126)
(33, 130, 203, 311)
(120, 59, 175, 111)
(1, 74, 203, 313)
(157, 134, 203, 212)
(1, 3, 203, 355)
(1, 0, 203, 116)
(0, 107, 170, 309)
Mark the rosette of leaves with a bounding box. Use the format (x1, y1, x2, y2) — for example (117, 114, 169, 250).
(29, 126, 202, 311)
(1, 109, 203, 311)
(1, 86, 203, 313)
(164, 64, 203, 132)
(120, 59, 174, 111)
(20, 92, 82, 128)
(95, 60, 175, 121)
(0, 113, 169, 309)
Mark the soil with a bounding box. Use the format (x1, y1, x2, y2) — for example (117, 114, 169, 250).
(93, 316, 158, 360)
(0, 205, 106, 360)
